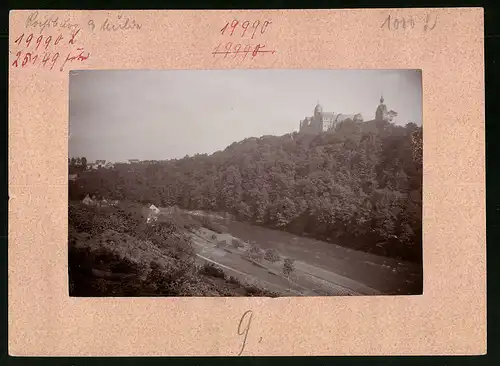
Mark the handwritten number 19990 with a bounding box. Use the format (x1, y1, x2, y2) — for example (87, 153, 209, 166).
(221, 20, 271, 39)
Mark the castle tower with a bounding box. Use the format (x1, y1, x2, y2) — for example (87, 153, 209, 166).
(375, 94, 388, 121)
(314, 101, 323, 116)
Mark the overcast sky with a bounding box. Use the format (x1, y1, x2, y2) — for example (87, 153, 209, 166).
(69, 69, 422, 162)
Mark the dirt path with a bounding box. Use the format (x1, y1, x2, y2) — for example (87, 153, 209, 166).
(195, 253, 304, 295)
(179, 209, 421, 295)
(191, 230, 366, 296)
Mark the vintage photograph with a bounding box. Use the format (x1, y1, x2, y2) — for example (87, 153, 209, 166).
(68, 69, 423, 297)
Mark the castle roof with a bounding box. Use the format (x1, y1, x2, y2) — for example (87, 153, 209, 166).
(314, 103, 323, 114)
(335, 114, 357, 123)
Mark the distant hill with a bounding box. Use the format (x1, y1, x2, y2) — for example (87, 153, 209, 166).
(70, 119, 423, 262)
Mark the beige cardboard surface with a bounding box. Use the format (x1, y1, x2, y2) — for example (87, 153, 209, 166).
(8, 8, 485, 356)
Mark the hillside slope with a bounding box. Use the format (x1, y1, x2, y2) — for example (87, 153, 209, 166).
(69, 202, 280, 297)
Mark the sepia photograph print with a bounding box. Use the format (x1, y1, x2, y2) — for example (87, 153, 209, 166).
(68, 69, 423, 298)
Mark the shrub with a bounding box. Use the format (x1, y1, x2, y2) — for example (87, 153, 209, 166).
(143, 267, 189, 296)
(244, 284, 279, 298)
(69, 203, 95, 233)
(231, 238, 243, 249)
(218, 286, 240, 297)
(116, 201, 148, 229)
(228, 276, 241, 285)
(244, 244, 265, 263)
(68, 244, 142, 296)
(200, 263, 226, 279)
(283, 258, 295, 276)
(211, 234, 217, 240)
(264, 248, 281, 263)
(145, 220, 195, 261)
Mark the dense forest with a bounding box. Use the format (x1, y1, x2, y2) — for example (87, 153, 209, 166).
(69, 119, 423, 263)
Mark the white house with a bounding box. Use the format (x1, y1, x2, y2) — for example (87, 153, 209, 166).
(146, 204, 160, 224)
(149, 204, 160, 214)
(82, 195, 94, 205)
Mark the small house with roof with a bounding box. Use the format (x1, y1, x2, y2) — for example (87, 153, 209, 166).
(149, 204, 160, 214)
(82, 195, 94, 205)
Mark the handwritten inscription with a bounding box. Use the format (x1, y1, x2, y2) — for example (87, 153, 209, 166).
(11, 30, 90, 72)
(25, 11, 80, 33)
(237, 310, 254, 356)
(23, 10, 141, 34)
(214, 19, 275, 62)
(381, 14, 438, 32)
(88, 14, 142, 32)
(213, 42, 275, 61)
(221, 20, 271, 39)
(15, 12, 140, 72)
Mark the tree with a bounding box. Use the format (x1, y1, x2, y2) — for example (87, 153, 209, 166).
(283, 258, 295, 276)
(81, 157, 87, 171)
(405, 122, 418, 133)
(411, 128, 423, 164)
(245, 244, 265, 263)
(264, 248, 280, 263)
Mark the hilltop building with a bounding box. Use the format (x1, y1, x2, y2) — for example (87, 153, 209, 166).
(375, 95, 398, 123)
(298, 95, 397, 134)
(299, 102, 363, 134)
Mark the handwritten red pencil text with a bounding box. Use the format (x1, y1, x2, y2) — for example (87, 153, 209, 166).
(213, 19, 275, 61)
(11, 30, 90, 72)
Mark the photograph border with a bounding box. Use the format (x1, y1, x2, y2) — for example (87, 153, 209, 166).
(67, 68, 424, 299)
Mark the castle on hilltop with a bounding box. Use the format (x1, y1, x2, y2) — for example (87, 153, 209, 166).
(298, 95, 398, 134)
